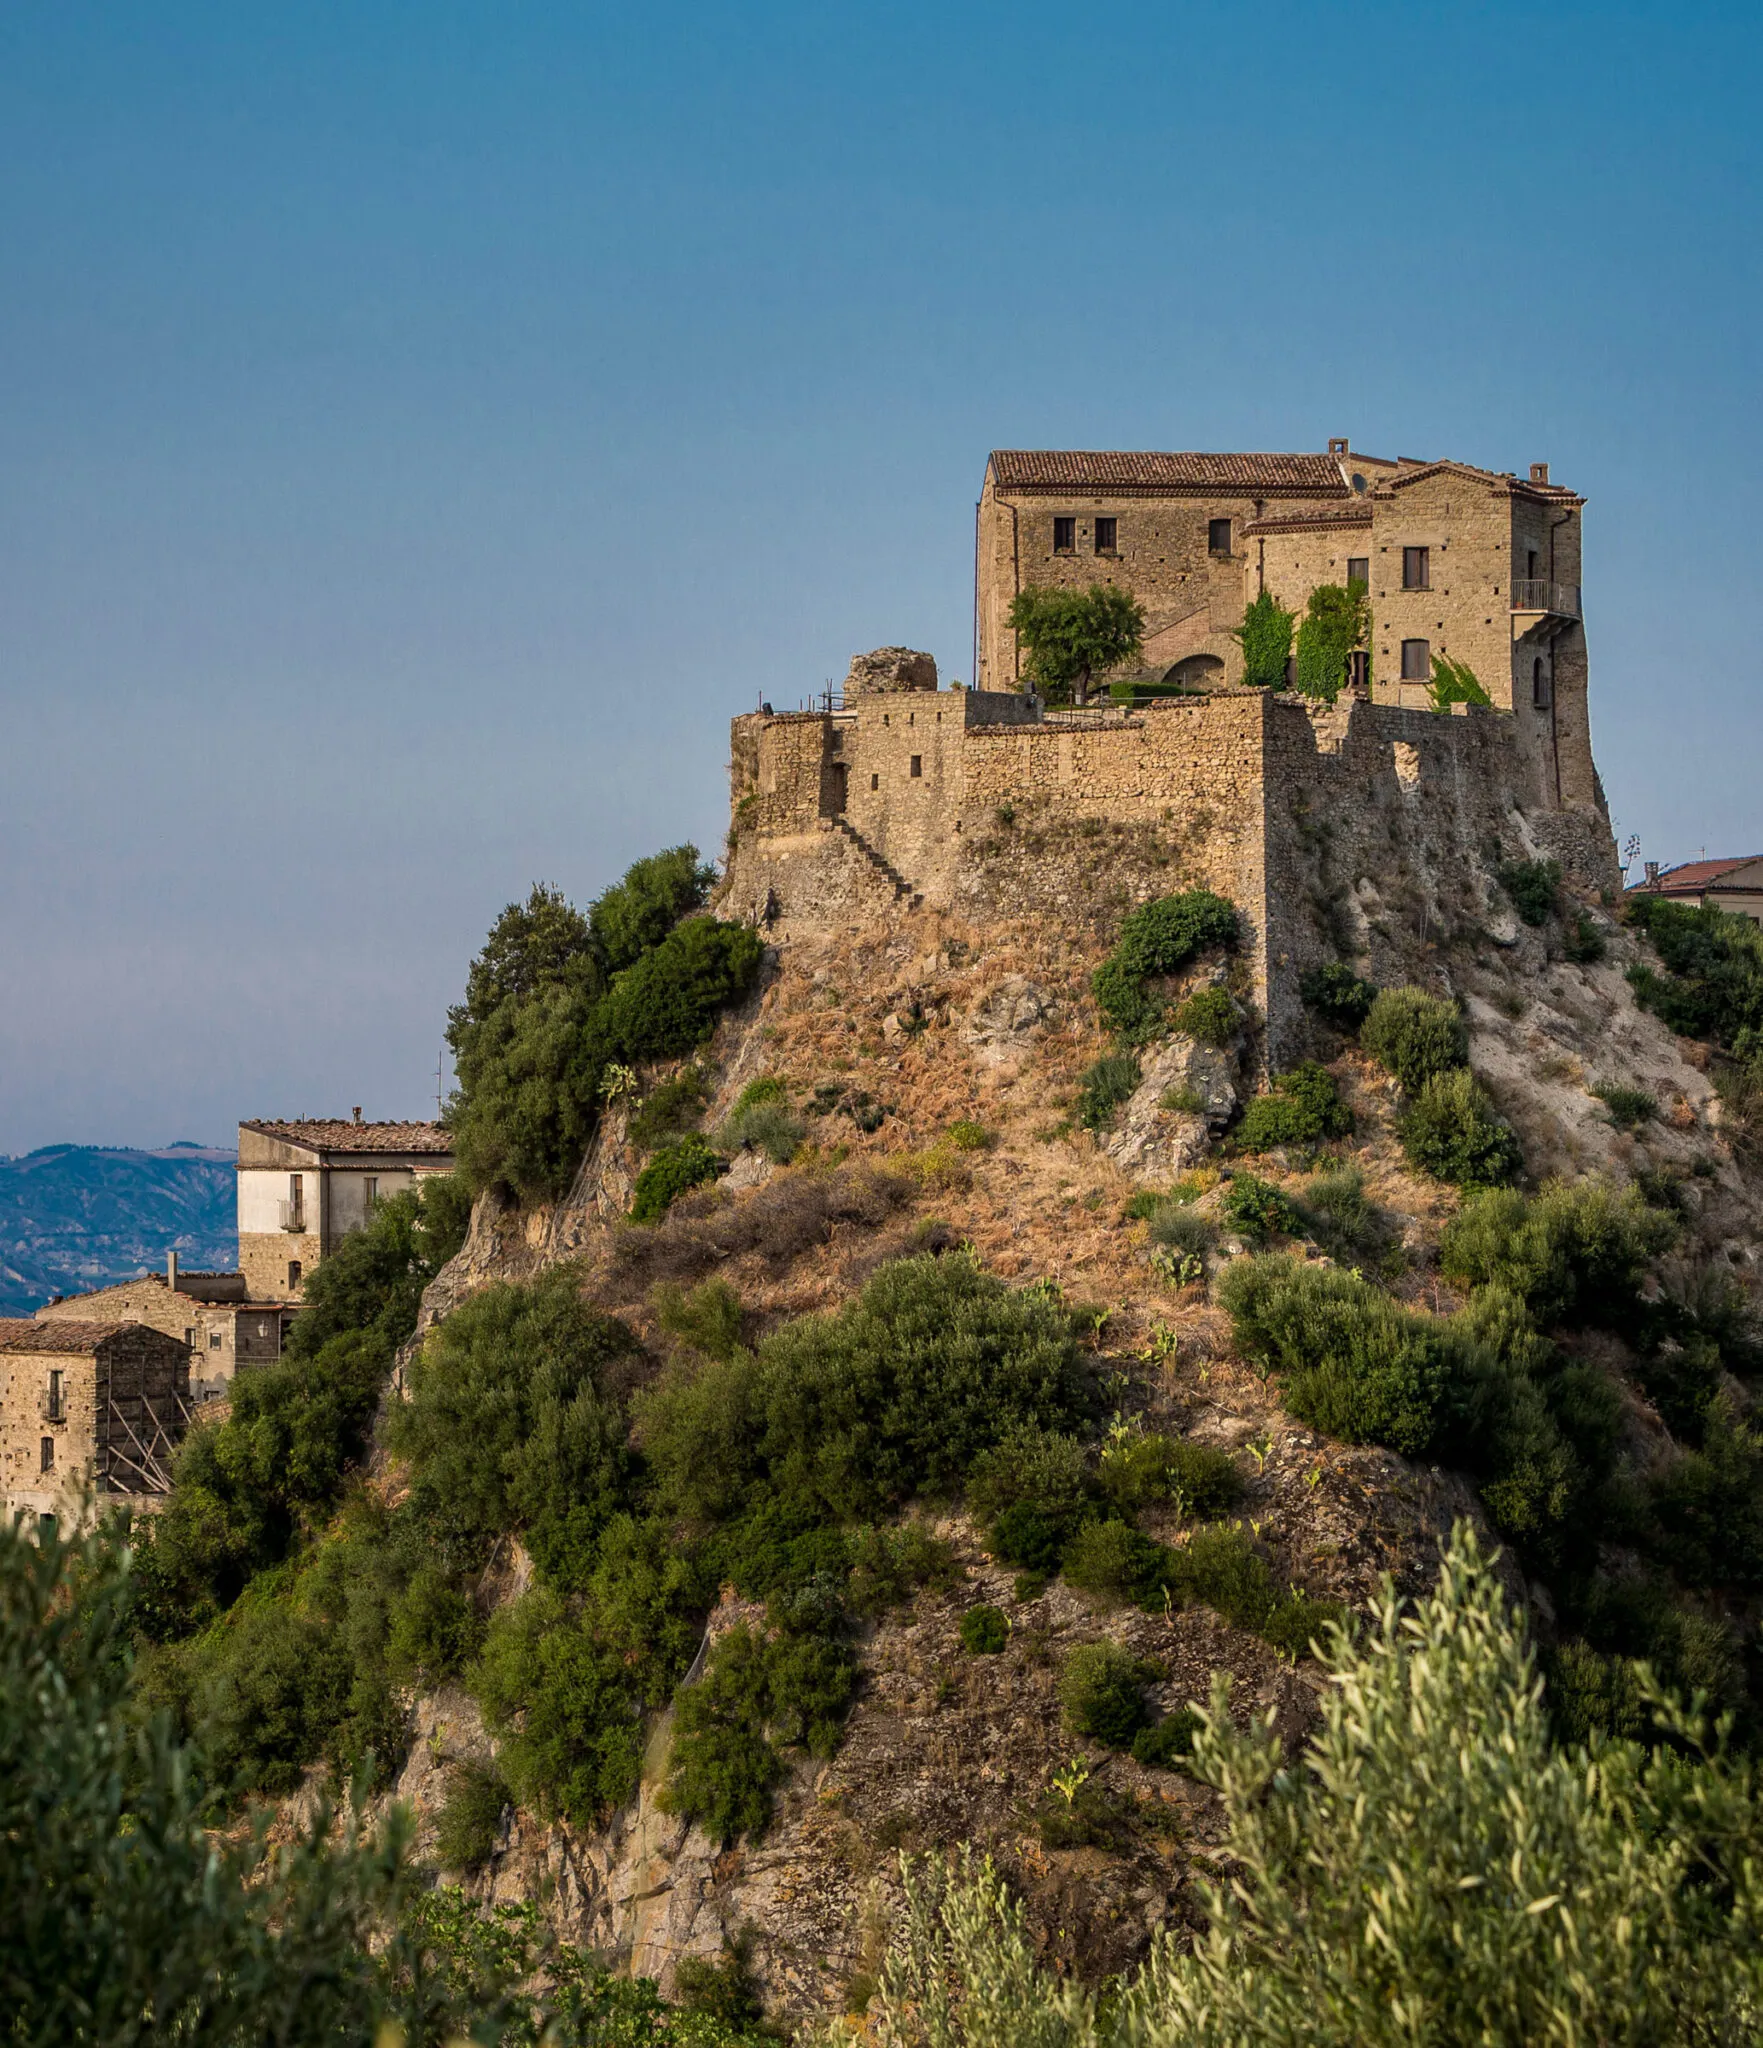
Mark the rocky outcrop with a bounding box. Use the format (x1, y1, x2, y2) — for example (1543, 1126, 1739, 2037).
(1100, 1036, 1240, 1184)
(844, 647, 937, 696)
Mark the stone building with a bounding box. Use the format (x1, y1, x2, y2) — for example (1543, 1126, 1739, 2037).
(1627, 856, 1763, 924)
(975, 443, 1591, 815)
(0, 1317, 190, 1524)
(35, 1253, 296, 1402)
(237, 1116, 454, 1302)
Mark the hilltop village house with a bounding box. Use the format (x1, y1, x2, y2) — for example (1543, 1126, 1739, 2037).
(236, 1117, 455, 1302)
(724, 444, 1617, 1070)
(36, 1255, 296, 1403)
(1628, 856, 1763, 924)
(0, 1317, 190, 1526)
(975, 443, 1592, 816)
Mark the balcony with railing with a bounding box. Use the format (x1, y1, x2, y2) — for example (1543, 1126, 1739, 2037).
(277, 1200, 307, 1233)
(1510, 579, 1581, 620)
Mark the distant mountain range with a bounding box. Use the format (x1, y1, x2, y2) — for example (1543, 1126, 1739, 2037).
(0, 1144, 237, 1317)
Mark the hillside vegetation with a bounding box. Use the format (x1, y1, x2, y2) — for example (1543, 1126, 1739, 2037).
(26, 842, 1763, 2040)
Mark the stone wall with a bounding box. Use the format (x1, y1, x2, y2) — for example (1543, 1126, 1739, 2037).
(1, 1325, 190, 1519)
(723, 673, 1619, 1069)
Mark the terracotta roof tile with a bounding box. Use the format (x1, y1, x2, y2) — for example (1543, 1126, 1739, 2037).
(240, 1119, 455, 1154)
(1629, 857, 1763, 894)
(0, 1318, 127, 1354)
(1242, 508, 1374, 535)
(1379, 458, 1580, 503)
(988, 450, 1350, 497)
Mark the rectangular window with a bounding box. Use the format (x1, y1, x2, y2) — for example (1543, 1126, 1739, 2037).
(288, 1260, 303, 1290)
(40, 1437, 54, 1475)
(1346, 556, 1369, 588)
(1053, 516, 1076, 554)
(1208, 517, 1232, 556)
(287, 1172, 304, 1232)
(184, 1327, 196, 1347)
(46, 1371, 62, 1422)
(909, 755, 923, 778)
(1527, 548, 1539, 581)
(1402, 546, 1430, 589)
(870, 773, 879, 790)
(1094, 516, 1117, 554)
(209, 1330, 223, 1350)
(1400, 638, 1431, 680)
(364, 1176, 378, 1209)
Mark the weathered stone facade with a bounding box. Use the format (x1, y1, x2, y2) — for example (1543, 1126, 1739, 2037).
(976, 445, 1595, 819)
(35, 1258, 294, 1401)
(722, 653, 1618, 1068)
(0, 1318, 190, 1521)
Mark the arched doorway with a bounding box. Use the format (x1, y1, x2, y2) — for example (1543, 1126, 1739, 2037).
(1165, 654, 1225, 690)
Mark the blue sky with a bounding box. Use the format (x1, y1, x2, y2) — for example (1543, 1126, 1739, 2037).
(1, 0, 1759, 1153)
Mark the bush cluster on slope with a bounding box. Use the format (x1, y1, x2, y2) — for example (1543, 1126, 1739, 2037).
(1091, 891, 1239, 1042)
(445, 849, 764, 1203)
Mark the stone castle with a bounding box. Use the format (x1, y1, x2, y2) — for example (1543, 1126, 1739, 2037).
(724, 443, 1616, 1064)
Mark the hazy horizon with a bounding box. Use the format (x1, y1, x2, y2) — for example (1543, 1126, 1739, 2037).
(4, 1, 1760, 1154)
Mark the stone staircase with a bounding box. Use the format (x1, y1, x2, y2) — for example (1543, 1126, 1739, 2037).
(820, 814, 920, 907)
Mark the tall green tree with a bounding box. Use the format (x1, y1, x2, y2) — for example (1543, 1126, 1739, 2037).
(1006, 584, 1146, 706)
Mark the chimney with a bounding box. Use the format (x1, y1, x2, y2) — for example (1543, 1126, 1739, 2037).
(1529, 462, 1550, 484)
(1644, 861, 1661, 886)
(1328, 436, 1349, 457)
(353, 1105, 363, 1123)
(167, 1249, 180, 1292)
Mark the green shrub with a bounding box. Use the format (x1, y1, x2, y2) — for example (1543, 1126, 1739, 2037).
(1594, 1080, 1658, 1128)
(845, 1523, 961, 1616)
(1098, 1432, 1242, 1518)
(433, 1759, 509, 1872)
(637, 1253, 1094, 1527)
(1292, 582, 1368, 705)
(959, 1604, 1009, 1655)
(1235, 1062, 1352, 1151)
(627, 1069, 708, 1150)
(447, 980, 609, 1202)
(1091, 891, 1240, 1042)
(988, 1504, 1064, 1576)
(1077, 1054, 1142, 1130)
(1233, 589, 1295, 690)
(1131, 1706, 1202, 1769)
(1565, 911, 1608, 964)
(966, 1424, 1093, 1528)
(630, 1135, 726, 1222)
(1060, 1642, 1158, 1747)
(1360, 986, 1469, 1092)
(390, 1273, 639, 1584)
(1398, 1069, 1522, 1186)
(1646, 1414, 1763, 1591)
(1300, 961, 1380, 1028)
(720, 1096, 805, 1164)
(1147, 1203, 1212, 1260)
(1217, 1256, 1451, 1457)
(1625, 893, 1763, 1048)
(947, 1119, 993, 1151)
(1172, 986, 1236, 1047)
(653, 1276, 747, 1361)
(1221, 1174, 1300, 1241)
(733, 1074, 785, 1110)
(588, 845, 716, 975)
(1439, 1181, 1675, 1329)
(1060, 1519, 1168, 1606)
(1159, 1085, 1205, 1115)
(1498, 858, 1562, 927)
(1296, 1166, 1390, 1269)
(1163, 1523, 1341, 1657)
(1428, 652, 1492, 712)
(599, 918, 765, 1066)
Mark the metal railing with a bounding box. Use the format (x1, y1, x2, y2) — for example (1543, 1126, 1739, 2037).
(1510, 579, 1581, 619)
(278, 1201, 306, 1233)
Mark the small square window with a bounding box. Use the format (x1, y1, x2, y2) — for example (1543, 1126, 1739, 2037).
(1402, 546, 1430, 589)
(1053, 517, 1076, 555)
(1346, 556, 1369, 588)
(909, 755, 922, 778)
(1208, 518, 1232, 556)
(1094, 516, 1117, 554)
(1400, 638, 1430, 680)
